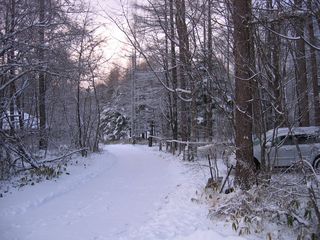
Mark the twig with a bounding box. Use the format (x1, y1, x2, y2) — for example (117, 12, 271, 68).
(41, 148, 89, 164)
(220, 165, 234, 193)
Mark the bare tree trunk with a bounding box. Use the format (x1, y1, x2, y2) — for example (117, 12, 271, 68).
(295, 0, 309, 127)
(7, 0, 15, 136)
(38, 0, 47, 149)
(272, 21, 284, 127)
(206, 0, 213, 142)
(175, 0, 190, 142)
(76, 64, 83, 152)
(315, 3, 320, 30)
(164, 0, 174, 142)
(93, 84, 101, 152)
(169, 0, 178, 144)
(82, 89, 91, 149)
(270, 0, 284, 128)
(307, 0, 320, 126)
(76, 33, 85, 154)
(232, 0, 255, 190)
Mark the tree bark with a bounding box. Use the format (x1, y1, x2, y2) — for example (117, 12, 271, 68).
(38, 0, 47, 149)
(271, 21, 284, 127)
(206, 0, 213, 142)
(307, 0, 320, 126)
(8, 0, 15, 136)
(295, 0, 309, 127)
(169, 0, 178, 144)
(232, 0, 256, 190)
(175, 0, 190, 142)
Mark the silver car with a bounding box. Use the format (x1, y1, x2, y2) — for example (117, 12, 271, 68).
(253, 127, 320, 171)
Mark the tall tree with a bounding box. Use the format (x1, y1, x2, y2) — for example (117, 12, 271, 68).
(294, 0, 309, 127)
(175, 0, 191, 142)
(206, 0, 213, 142)
(233, 0, 255, 189)
(307, 0, 320, 126)
(270, 0, 284, 128)
(38, 0, 47, 149)
(8, 0, 16, 136)
(169, 0, 178, 144)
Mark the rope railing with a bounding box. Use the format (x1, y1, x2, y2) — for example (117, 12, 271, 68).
(148, 135, 232, 160)
(149, 135, 235, 193)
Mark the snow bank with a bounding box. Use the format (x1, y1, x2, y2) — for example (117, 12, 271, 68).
(173, 230, 246, 240)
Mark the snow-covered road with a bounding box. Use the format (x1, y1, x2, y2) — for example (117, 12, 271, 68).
(0, 145, 247, 240)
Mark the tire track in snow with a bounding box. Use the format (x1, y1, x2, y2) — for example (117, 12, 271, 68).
(0, 145, 185, 240)
(118, 161, 210, 240)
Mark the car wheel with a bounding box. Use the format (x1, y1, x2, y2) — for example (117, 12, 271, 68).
(313, 157, 320, 173)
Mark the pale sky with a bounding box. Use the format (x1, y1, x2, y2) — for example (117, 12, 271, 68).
(89, 0, 133, 69)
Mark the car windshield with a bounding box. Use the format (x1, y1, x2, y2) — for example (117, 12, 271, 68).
(253, 135, 276, 146)
(253, 127, 320, 148)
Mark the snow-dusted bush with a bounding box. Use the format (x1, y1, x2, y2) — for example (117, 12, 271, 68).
(99, 108, 129, 142)
(209, 168, 320, 239)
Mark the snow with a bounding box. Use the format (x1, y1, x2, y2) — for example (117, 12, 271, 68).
(196, 116, 204, 124)
(1, 144, 250, 240)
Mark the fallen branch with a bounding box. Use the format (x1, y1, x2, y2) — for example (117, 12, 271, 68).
(41, 148, 89, 164)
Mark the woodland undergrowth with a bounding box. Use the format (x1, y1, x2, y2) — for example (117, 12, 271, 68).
(207, 167, 320, 240)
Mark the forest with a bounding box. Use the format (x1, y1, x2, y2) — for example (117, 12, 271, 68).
(1, 0, 320, 238)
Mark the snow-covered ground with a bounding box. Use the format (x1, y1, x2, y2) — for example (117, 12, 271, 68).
(1, 144, 252, 240)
